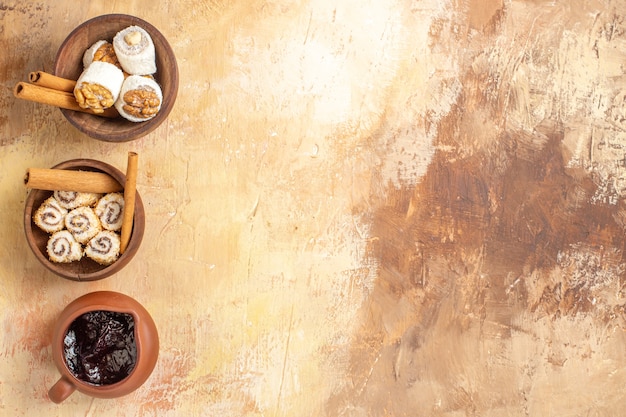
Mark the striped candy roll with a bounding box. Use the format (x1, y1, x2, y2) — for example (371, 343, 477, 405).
(54, 190, 101, 210)
(95, 193, 125, 232)
(65, 206, 102, 244)
(47, 230, 82, 263)
(84, 230, 121, 265)
(33, 196, 68, 233)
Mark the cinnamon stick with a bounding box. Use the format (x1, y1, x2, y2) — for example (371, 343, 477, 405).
(28, 71, 76, 92)
(120, 152, 138, 254)
(24, 168, 123, 193)
(13, 82, 118, 118)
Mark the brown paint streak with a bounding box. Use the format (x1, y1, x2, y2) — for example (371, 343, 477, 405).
(467, 0, 505, 32)
(330, 10, 626, 414)
(332, 122, 626, 414)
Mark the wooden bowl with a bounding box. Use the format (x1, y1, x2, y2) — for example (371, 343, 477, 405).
(24, 159, 145, 281)
(54, 14, 178, 142)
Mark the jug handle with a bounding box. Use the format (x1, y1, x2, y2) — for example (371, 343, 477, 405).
(48, 376, 75, 403)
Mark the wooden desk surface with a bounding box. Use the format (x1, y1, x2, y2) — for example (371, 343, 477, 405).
(2, 0, 626, 415)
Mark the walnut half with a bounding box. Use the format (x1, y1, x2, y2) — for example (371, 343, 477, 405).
(75, 83, 115, 113)
(121, 87, 161, 118)
(92, 42, 121, 68)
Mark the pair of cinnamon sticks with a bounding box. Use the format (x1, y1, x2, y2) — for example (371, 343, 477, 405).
(13, 71, 117, 118)
(26, 152, 139, 254)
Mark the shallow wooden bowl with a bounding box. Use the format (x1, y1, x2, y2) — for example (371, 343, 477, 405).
(54, 14, 178, 142)
(24, 159, 145, 281)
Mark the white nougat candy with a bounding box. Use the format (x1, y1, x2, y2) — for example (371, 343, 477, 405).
(74, 61, 125, 107)
(115, 75, 163, 122)
(82, 40, 108, 68)
(113, 25, 157, 75)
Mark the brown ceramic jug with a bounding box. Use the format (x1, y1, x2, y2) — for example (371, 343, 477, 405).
(48, 291, 159, 403)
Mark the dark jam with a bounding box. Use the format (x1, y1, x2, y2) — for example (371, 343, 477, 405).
(63, 310, 137, 385)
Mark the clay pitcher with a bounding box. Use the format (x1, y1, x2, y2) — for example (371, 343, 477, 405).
(48, 291, 159, 403)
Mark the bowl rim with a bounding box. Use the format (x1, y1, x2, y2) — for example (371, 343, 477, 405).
(24, 158, 145, 281)
(53, 14, 179, 142)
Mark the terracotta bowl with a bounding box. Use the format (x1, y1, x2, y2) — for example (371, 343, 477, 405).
(49, 291, 159, 403)
(54, 14, 178, 142)
(24, 159, 145, 281)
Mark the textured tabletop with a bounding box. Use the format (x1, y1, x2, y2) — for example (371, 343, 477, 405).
(2, 0, 626, 416)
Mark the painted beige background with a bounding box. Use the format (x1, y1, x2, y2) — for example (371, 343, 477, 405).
(2, 0, 626, 416)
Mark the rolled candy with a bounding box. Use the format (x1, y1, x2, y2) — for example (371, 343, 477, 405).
(113, 25, 157, 75)
(85, 230, 121, 265)
(65, 206, 102, 244)
(54, 190, 101, 210)
(33, 196, 68, 233)
(74, 61, 124, 114)
(95, 193, 124, 231)
(82, 40, 122, 69)
(115, 75, 162, 122)
(47, 230, 82, 263)
(83, 40, 107, 67)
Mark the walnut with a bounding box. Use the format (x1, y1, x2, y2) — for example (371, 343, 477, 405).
(74, 83, 115, 113)
(121, 88, 161, 118)
(92, 43, 121, 68)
